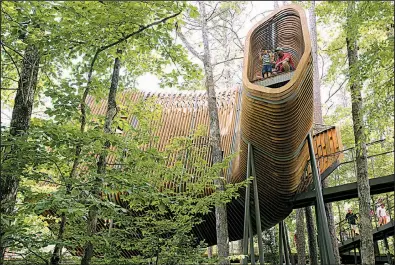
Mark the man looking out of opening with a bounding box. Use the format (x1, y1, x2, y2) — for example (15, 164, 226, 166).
(274, 47, 295, 73)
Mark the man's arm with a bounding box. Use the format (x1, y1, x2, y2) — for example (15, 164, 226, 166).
(275, 54, 291, 67)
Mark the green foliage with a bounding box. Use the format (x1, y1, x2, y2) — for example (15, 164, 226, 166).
(1, 95, 244, 264)
(316, 1, 394, 140)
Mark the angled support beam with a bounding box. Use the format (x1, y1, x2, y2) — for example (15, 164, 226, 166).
(250, 145, 265, 264)
(242, 143, 265, 264)
(307, 133, 336, 265)
(242, 143, 252, 265)
(279, 221, 284, 265)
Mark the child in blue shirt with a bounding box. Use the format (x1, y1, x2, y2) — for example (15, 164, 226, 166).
(259, 48, 274, 79)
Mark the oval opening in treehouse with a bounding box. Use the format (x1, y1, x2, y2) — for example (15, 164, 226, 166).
(248, 8, 305, 88)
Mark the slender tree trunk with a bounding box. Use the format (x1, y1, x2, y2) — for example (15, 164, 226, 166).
(232, 240, 242, 255)
(309, 1, 322, 125)
(198, 2, 230, 264)
(50, 212, 67, 265)
(346, 2, 374, 264)
(81, 53, 121, 265)
(323, 179, 340, 264)
(295, 209, 306, 265)
(207, 246, 213, 258)
(309, 1, 340, 263)
(0, 44, 40, 262)
(304, 207, 318, 265)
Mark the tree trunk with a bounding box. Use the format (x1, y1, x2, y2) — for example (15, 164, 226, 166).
(309, 1, 323, 125)
(50, 212, 67, 265)
(198, 2, 230, 264)
(310, 1, 340, 263)
(81, 54, 121, 265)
(323, 179, 341, 264)
(295, 209, 306, 265)
(232, 240, 242, 255)
(207, 246, 213, 258)
(346, 2, 374, 264)
(304, 207, 318, 265)
(0, 44, 40, 262)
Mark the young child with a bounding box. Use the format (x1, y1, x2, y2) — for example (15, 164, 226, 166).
(259, 49, 274, 79)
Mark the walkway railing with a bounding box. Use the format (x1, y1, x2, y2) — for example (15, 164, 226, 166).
(317, 138, 394, 187)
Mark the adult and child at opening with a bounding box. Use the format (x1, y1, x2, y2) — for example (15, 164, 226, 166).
(259, 47, 295, 79)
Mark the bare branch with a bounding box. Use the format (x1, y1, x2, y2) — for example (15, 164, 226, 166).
(176, 30, 204, 61)
(0, 42, 24, 58)
(215, 24, 244, 52)
(213, 56, 243, 66)
(206, 2, 220, 22)
(325, 78, 348, 104)
(1, 43, 22, 81)
(98, 11, 182, 53)
(249, 10, 273, 22)
(214, 68, 225, 83)
(207, 7, 230, 22)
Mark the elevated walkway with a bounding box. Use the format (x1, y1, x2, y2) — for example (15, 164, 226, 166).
(292, 174, 394, 208)
(340, 252, 394, 265)
(338, 221, 394, 253)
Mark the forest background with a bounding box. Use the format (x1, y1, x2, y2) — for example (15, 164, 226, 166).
(1, 1, 394, 265)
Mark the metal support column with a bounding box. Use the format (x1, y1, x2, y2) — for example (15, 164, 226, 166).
(243, 143, 265, 264)
(307, 133, 336, 265)
(242, 143, 251, 265)
(279, 222, 284, 265)
(250, 144, 265, 264)
(249, 216, 255, 265)
(281, 221, 290, 265)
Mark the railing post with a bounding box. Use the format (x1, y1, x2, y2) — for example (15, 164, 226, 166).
(250, 145, 265, 264)
(307, 133, 336, 265)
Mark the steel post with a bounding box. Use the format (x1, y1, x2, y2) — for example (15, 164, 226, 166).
(279, 222, 284, 265)
(307, 133, 336, 265)
(315, 201, 326, 264)
(281, 222, 290, 265)
(242, 143, 252, 265)
(249, 216, 255, 265)
(250, 145, 265, 264)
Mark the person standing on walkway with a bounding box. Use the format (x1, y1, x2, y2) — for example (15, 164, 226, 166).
(345, 208, 359, 237)
(377, 203, 389, 226)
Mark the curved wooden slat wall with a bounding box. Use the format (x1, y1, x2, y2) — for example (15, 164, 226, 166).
(236, 4, 314, 233)
(82, 4, 343, 248)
